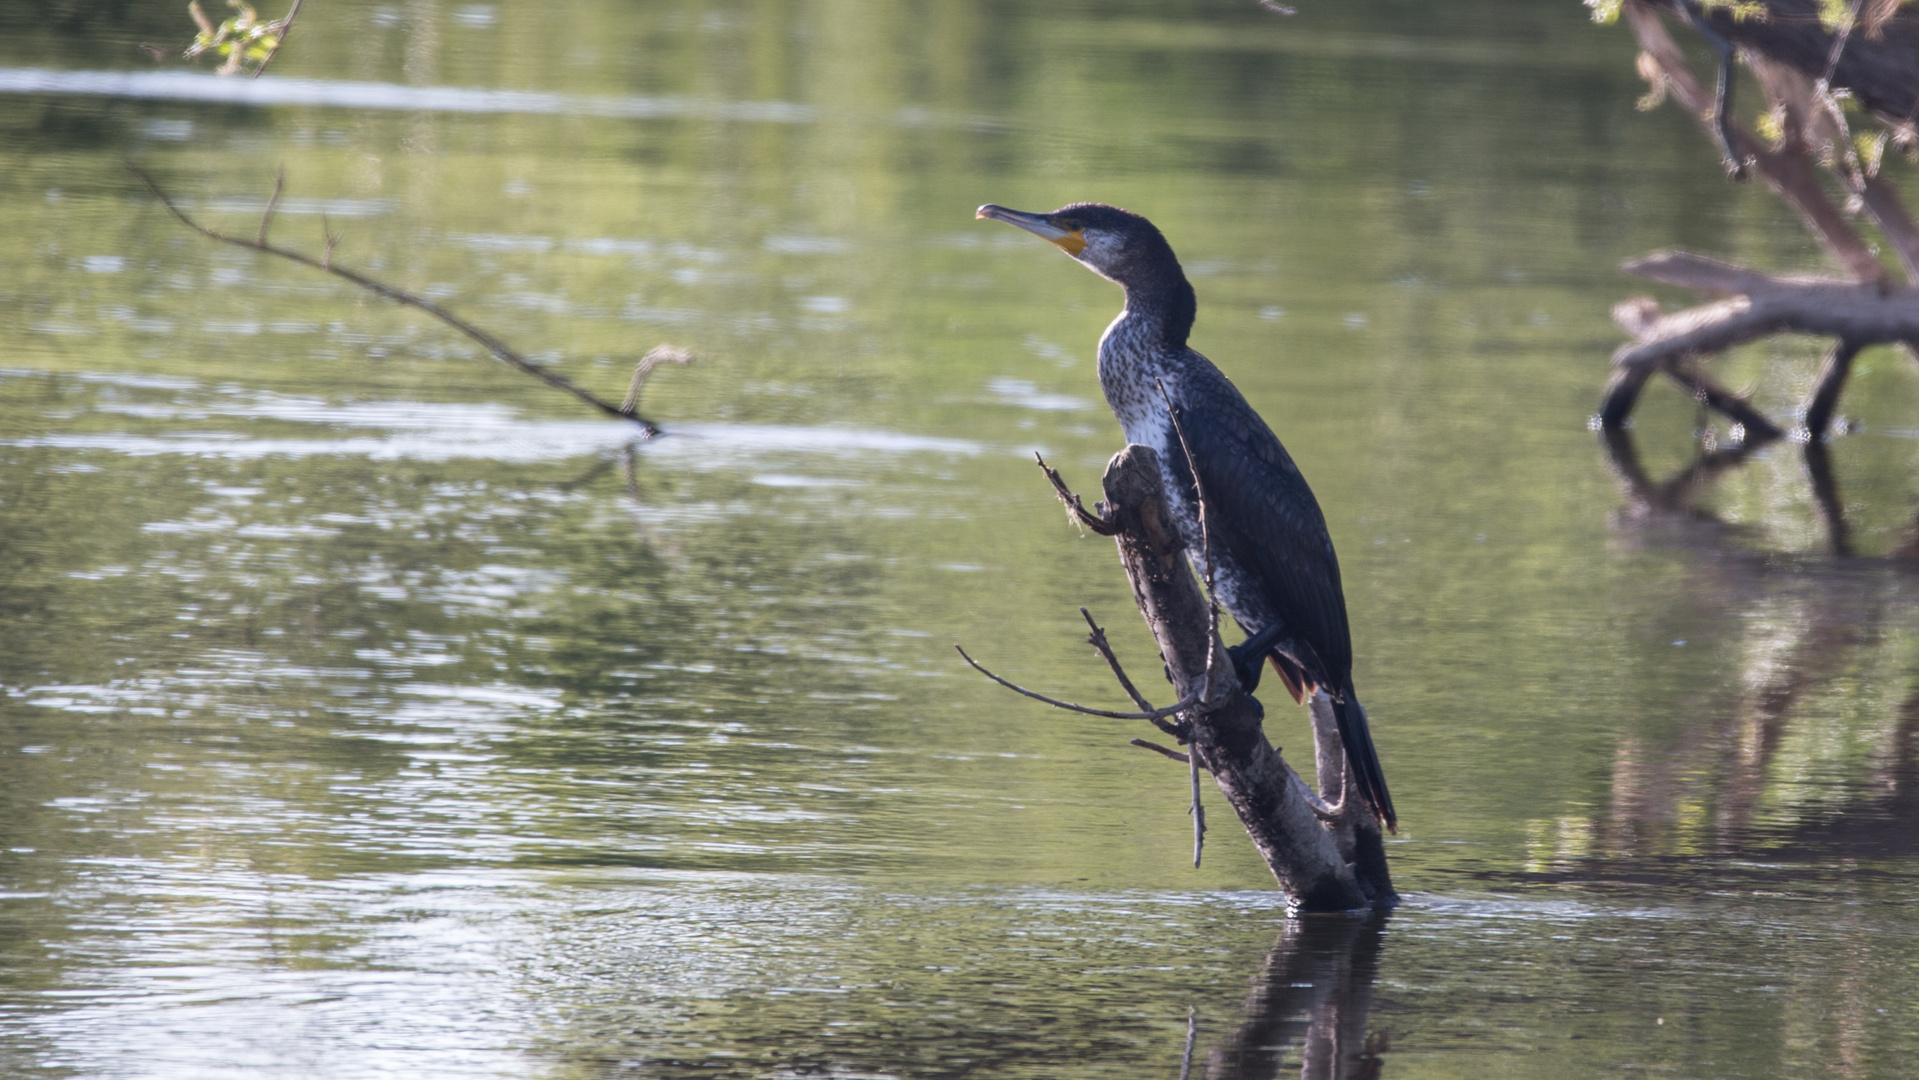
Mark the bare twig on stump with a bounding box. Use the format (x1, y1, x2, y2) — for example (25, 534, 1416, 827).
(1130, 738, 1194, 765)
(1037, 454, 1118, 535)
(1156, 379, 1227, 688)
(1189, 741, 1208, 869)
(623, 345, 694, 415)
(953, 644, 1199, 722)
(130, 165, 672, 436)
(1080, 607, 1157, 713)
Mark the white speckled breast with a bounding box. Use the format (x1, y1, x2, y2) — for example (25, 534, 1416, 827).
(1096, 306, 1262, 626)
(1097, 299, 1274, 629)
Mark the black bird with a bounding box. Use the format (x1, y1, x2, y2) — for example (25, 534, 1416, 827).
(977, 202, 1396, 831)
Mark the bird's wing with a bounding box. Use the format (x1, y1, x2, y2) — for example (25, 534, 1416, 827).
(1165, 356, 1353, 686)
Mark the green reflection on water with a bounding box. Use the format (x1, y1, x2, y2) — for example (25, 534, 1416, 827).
(3, 0, 1919, 1076)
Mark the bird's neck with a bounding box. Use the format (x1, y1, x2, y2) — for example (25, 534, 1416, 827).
(1116, 275, 1196, 350)
(1098, 297, 1194, 445)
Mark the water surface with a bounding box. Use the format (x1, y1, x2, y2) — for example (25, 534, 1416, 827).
(4, 0, 1919, 1075)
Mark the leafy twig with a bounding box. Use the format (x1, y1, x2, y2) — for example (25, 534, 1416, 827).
(185, 0, 302, 78)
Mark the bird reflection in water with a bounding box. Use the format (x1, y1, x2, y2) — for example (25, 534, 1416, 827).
(1188, 914, 1388, 1080)
(1573, 429, 1919, 869)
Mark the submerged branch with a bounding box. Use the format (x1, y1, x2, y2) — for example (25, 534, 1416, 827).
(129, 164, 672, 436)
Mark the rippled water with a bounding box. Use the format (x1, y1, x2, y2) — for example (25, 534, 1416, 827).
(5, 0, 1919, 1075)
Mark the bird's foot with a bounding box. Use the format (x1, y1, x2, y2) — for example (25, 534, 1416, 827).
(1225, 620, 1288, 695)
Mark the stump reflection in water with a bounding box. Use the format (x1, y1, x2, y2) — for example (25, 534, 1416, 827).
(1201, 915, 1387, 1080)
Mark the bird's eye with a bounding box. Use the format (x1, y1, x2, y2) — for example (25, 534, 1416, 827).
(1059, 219, 1083, 232)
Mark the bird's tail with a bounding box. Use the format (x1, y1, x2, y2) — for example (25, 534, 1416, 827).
(1331, 692, 1396, 833)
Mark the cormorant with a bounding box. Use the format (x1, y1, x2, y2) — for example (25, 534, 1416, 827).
(977, 201, 1396, 831)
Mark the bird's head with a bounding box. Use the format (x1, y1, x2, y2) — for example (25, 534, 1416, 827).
(976, 202, 1182, 292)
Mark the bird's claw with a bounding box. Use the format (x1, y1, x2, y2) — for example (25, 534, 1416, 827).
(1226, 619, 1289, 695)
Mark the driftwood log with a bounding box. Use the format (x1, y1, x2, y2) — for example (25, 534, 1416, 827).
(987, 446, 1394, 912)
(1600, 0, 1919, 441)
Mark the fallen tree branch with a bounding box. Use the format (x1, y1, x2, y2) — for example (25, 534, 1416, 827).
(1600, 251, 1919, 436)
(129, 164, 671, 436)
(1600, 3, 1919, 440)
(1604, 251, 1919, 360)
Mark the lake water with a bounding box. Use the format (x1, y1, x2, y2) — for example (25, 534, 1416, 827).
(4, 0, 1919, 1075)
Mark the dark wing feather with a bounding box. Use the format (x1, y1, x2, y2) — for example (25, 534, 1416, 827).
(1166, 352, 1397, 828)
(1166, 352, 1352, 687)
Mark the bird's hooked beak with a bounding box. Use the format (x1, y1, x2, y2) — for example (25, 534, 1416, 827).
(976, 204, 1086, 257)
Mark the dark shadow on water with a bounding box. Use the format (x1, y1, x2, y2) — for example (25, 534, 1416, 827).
(1198, 914, 1388, 1080)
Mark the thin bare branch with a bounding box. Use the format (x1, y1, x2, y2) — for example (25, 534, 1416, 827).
(1130, 737, 1191, 764)
(129, 164, 662, 436)
(1189, 739, 1207, 868)
(1155, 379, 1226, 688)
(257, 167, 283, 245)
(954, 644, 1199, 721)
(1080, 607, 1156, 713)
